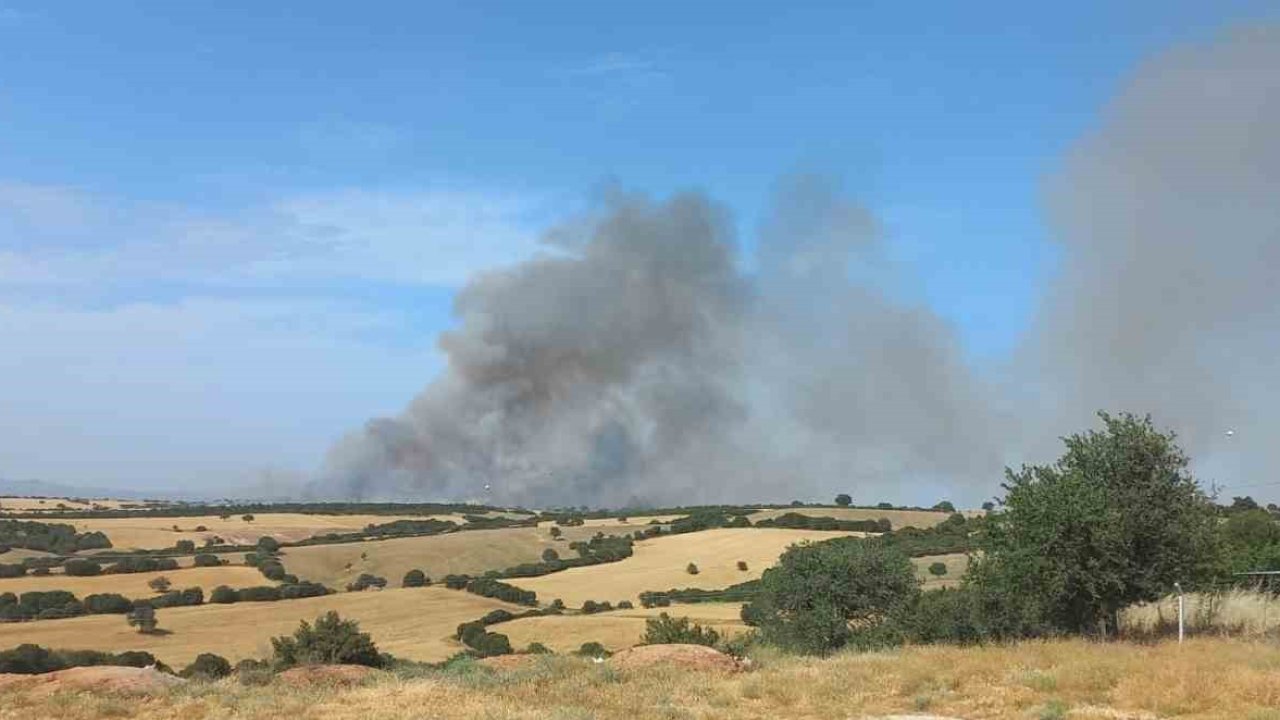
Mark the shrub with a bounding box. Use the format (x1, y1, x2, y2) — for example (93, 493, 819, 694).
(737, 560, 749, 571)
(31, 566, 50, 576)
(271, 611, 383, 668)
(175, 539, 196, 554)
(902, 588, 987, 646)
(235, 658, 273, 686)
(402, 569, 428, 588)
(835, 493, 852, 507)
(686, 562, 699, 575)
(278, 582, 330, 600)
(151, 587, 203, 608)
(0, 563, 26, 578)
(346, 573, 387, 592)
(126, 605, 158, 634)
(0, 645, 161, 674)
(468, 632, 512, 657)
(928, 561, 948, 577)
(258, 560, 287, 582)
(256, 536, 280, 554)
(244, 553, 261, 567)
(147, 576, 172, 593)
(575, 641, 610, 658)
(743, 538, 919, 655)
(525, 642, 552, 654)
(481, 609, 515, 625)
(181, 652, 232, 680)
(236, 586, 282, 602)
(210, 585, 238, 603)
(83, 593, 133, 614)
(617, 600, 634, 609)
(641, 612, 721, 647)
(193, 553, 222, 567)
(443, 574, 470, 590)
(549, 598, 566, 611)
(63, 558, 102, 577)
(581, 600, 613, 614)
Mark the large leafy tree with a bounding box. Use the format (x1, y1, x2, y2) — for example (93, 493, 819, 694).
(742, 537, 918, 654)
(970, 412, 1221, 636)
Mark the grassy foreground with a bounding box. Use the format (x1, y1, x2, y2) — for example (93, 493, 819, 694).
(7, 638, 1280, 720)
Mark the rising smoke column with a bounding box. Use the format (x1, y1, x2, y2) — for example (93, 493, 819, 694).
(321, 180, 1001, 506)
(1019, 25, 1280, 487)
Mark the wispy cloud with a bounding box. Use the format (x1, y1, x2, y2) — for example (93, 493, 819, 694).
(566, 52, 664, 79)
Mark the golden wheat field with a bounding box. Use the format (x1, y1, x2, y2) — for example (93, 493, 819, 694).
(511, 528, 860, 607)
(747, 506, 955, 528)
(501, 603, 749, 653)
(0, 565, 271, 597)
(280, 524, 640, 589)
(63, 513, 461, 550)
(4, 638, 1278, 719)
(913, 553, 970, 589)
(0, 586, 520, 667)
(0, 497, 155, 513)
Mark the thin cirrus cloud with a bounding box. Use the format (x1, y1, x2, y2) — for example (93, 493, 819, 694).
(0, 181, 549, 292)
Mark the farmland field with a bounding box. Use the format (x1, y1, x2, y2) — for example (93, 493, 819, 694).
(0, 565, 271, 597)
(511, 528, 861, 607)
(281, 524, 635, 589)
(748, 506, 955, 528)
(501, 602, 748, 653)
(0, 496, 160, 513)
(63, 513, 463, 550)
(0, 586, 519, 666)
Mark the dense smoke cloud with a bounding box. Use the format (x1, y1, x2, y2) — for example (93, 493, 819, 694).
(1018, 25, 1280, 490)
(321, 181, 1001, 506)
(321, 26, 1279, 506)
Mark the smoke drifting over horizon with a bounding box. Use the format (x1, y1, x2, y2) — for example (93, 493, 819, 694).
(320, 26, 1280, 506)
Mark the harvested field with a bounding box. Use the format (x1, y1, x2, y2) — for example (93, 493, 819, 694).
(501, 603, 748, 653)
(912, 553, 969, 589)
(281, 524, 638, 590)
(748, 506, 955, 529)
(0, 586, 520, 667)
(0, 565, 271, 597)
(510, 528, 860, 607)
(0, 497, 157, 514)
(65, 513, 456, 550)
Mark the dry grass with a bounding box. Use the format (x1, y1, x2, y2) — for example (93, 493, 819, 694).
(281, 524, 630, 589)
(0, 565, 271, 597)
(4, 638, 1280, 719)
(1122, 590, 1280, 639)
(748, 506, 957, 529)
(0, 496, 153, 513)
(65, 513, 455, 550)
(511, 528, 860, 607)
(500, 602, 749, 653)
(913, 553, 970, 589)
(0, 586, 520, 667)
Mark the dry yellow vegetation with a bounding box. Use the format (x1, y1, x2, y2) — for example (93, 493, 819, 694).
(5, 638, 1279, 719)
(0, 586, 519, 667)
(501, 603, 748, 653)
(281, 524, 632, 589)
(0, 496, 153, 513)
(511, 528, 860, 607)
(0, 565, 270, 597)
(748, 506, 956, 528)
(66, 513, 455, 550)
(912, 553, 969, 589)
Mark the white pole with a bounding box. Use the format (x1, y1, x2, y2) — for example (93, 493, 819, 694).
(1175, 582, 1184, 643)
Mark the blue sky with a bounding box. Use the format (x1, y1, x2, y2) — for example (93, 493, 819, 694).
(1, 1, 1275, 492)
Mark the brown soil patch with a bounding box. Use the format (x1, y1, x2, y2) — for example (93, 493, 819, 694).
(275, 664, 384, 687)
(608, 643, 743, 673)
(0, 666, 185, 696)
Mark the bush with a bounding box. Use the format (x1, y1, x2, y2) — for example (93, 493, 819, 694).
(0, 564, 26, 578)
(902, 588, 987, 646)
(236, 585, 282, 602)
(256, 536, 280, 554)
(31, 566, 50, 576)
(617, 600, 634, 609)
(181, 652, 232, 680)
(83, 593, 133, 614)
(835, 493, 852, 507)
(271, 611, 384, 668)
(0, 644, 160, 674)
(737, 561, 749, 571)
(235, 658, 273, 686)
(525, 642, 552, 654)
(210, 585, 238, 604)
(541, 548, 560, 562)
(258, 560, 287, 582)
(63, 558, 102, 577)
(928, 562, 948, 577)
(743, 538, 919, 655)
(193, 553, 223, 567)
(686, 563, 699, 575)
(467, 632, 512, 657)
(175, 539, 196, 554)
(126, 605, 158, 634)
(480, 609, 515, 625)
(278, 582, 330, 600)
(581, 600, 612, 614)
(148, 576, 172, 593)
(151, 587, 204, 608)
(641, 612, 721, 647)
(402, 569, 428, 588)
(443, 574, 470, 590)
(575, 641, 610, 658)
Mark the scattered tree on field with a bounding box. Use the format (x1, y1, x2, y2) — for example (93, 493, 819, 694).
(147, 576, 172, 593)
(835, 493, 852, 507)
(126, 605, 158, 634)
(928, 562, 948, 577)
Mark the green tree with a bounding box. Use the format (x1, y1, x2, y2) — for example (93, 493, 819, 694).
(1221, 509, 1280, 573)
(969, 412, 1221, 637)
(549, 526, 562, 539)
(933, 500, 956, 513)
(147, 576, 172, 593)
(181, 653, 232, 680)
(743, 538, 919, 655)
(541, 548, 560, 563)
(401, 569, 428, 588)
(641, 612, 721, 647)
(270, 611, 383, 668)
(175, 539, 196, 554)
(835, 493, 852, 507)
(928, 561, 948, 577)
(126, 605, 158, 634)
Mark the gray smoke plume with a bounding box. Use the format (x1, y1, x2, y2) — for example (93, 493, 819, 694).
(322, 25, 1280, 506)
(1017, 25, 1280, 492)
(321, 181, 1001, 506)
